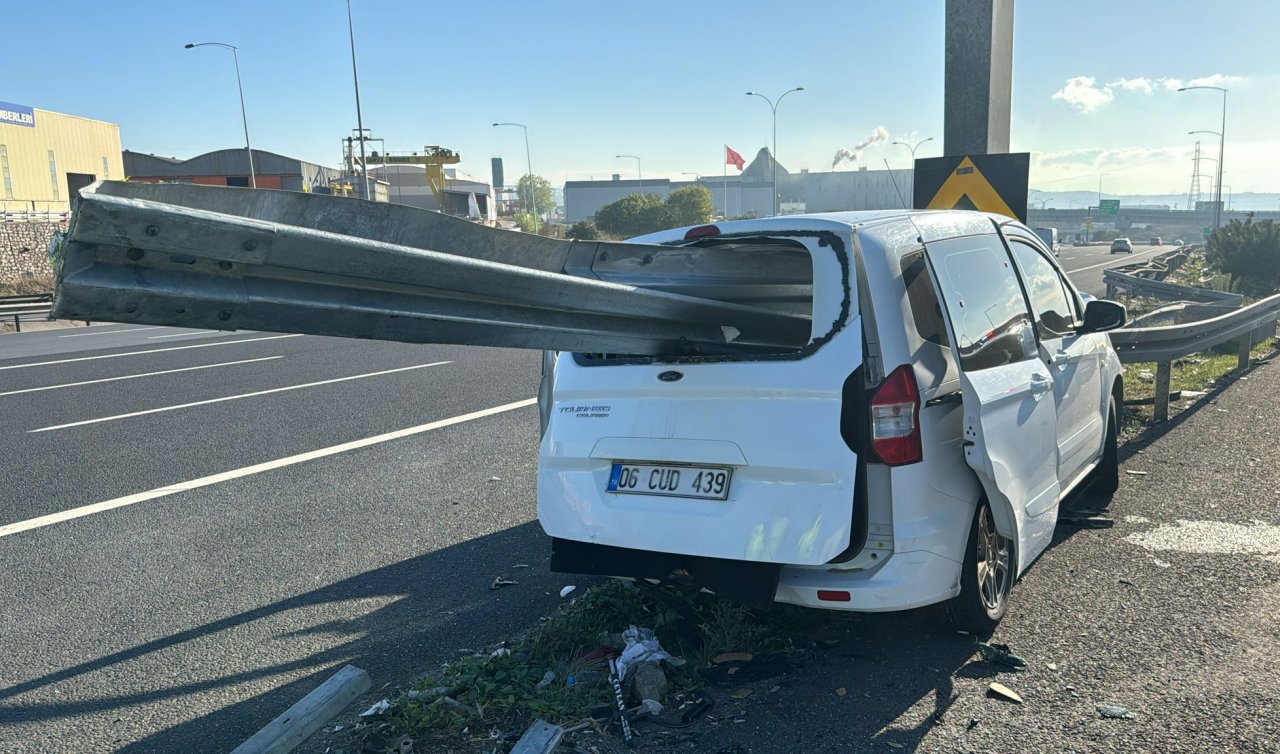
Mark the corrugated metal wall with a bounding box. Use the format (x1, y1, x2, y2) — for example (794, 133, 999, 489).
(0, 108, 124, 212)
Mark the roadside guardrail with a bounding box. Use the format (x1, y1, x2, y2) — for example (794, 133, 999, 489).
(1111, 292, 1280, 421)
(0, 293, 54, 332)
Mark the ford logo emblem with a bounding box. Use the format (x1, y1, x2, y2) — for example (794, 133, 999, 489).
(657, 370, 684, 382)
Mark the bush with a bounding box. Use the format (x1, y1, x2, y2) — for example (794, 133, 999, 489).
(1206, 215, 1280, 296)
(594, 193, 671, 238)
(566, 221, 601, 241)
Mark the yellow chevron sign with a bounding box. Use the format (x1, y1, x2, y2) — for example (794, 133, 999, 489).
(926, 157, 1017, 218)
(913, 153, 1029, 222)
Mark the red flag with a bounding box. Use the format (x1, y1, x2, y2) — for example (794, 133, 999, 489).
(725, 145, 745, 171)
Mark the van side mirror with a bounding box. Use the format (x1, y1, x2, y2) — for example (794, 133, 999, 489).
(1081, 299, 1127, 333)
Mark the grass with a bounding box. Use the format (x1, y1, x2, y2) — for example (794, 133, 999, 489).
(1121, 336, 1275, 428)
(369, 580, 829, 752)
(0, 272, 55, 297)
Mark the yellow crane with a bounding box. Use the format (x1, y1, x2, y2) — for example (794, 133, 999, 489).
(379, 147, 461, 208)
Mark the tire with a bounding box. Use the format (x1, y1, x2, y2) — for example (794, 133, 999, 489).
(1092, 395, 1120, 497)
(948, 499, 1013, 634)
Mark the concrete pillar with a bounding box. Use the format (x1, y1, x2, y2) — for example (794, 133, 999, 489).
(944, 0, 1015, 156)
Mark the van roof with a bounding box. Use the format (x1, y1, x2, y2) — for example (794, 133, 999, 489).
(630, 209, 1012, 245)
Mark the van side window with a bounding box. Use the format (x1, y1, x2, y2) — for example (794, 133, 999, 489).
(1009, 240, 1077, 338)
(899, 251, 949, 347)
(929, 236, 1036, 371)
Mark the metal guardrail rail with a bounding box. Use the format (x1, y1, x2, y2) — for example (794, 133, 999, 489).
(51, 182, 812, 356)
(1111, 292, 1280, 420)
(0, 293, 53, 332)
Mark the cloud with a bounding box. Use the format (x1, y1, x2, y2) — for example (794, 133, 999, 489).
(1051, 76, 1115, 113)
(1052, 73, 1246, 113)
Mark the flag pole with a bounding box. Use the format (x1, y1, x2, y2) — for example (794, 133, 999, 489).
(723, 146, 728, 220)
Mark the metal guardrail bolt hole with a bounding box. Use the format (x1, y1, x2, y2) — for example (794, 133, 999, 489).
(218, 261, 233, 270)
(126, 248, 144, 261)
(218, 311, 232, 321)
(144, 225, 159, 237)
(125, 303, 138, 314)
(242, 240, 258, 252)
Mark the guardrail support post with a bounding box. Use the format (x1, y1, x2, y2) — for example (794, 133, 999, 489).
(1238, 330, 1254, 370)
(1153, 361, 1172, 422)
(13, 314, 19, 333)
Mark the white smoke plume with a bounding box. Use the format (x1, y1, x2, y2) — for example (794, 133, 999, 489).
(832, 126, 890, 169)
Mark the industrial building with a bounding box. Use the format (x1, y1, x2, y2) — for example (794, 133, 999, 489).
(122, 148, 367, 195)
(0, 101, 124, 213)
(564, 147, 914, 223)
(368, 165, 495, 221)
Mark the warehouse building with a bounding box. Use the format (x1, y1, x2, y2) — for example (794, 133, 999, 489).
(0, 101, 124, 213)
(123, 148, 348, 194)
(564, 148, 914, 223)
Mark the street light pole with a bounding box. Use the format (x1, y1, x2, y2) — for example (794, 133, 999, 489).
(1180, 86, 1227, 228)
(892, 137, 933, 203)
(346, 0, 371, 201)
(1098, 172, 1108, 208)
(616, 154, 642, 188)
(493, 122, 538, 233)
(746, 87, 804, 215)
(184, 42, 256, 189)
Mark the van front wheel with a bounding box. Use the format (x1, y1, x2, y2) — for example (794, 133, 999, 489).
(949, 500, 1012, 634)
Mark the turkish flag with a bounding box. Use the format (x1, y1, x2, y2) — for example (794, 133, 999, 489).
(725, 145, 745, 171)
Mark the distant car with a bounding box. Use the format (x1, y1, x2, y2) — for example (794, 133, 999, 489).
(1110, 238, 1133, 254)
(1173, 238, 1185, 245)
(1149, 237, 1163, 246)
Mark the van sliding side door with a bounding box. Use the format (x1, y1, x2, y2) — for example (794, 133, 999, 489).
(920, 232, 1062, 577)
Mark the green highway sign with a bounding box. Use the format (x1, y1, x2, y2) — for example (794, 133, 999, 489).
(1098, 199, 1120, 216)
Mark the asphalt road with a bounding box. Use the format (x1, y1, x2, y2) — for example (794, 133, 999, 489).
(1055, 242, 1166, 297)
(1, 240, 1264, 754)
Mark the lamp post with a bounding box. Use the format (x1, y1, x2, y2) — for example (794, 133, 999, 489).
(1097, 172, 1109, 208)
(616, 154, 642, 189)
(344, 0, 372, 200)
(184, 42, 255, 188)
(1180, 85, 1228, 228)
(891, 137, 933, 165)
(493, 122, 538, 233)
(746, 87, 804, 215)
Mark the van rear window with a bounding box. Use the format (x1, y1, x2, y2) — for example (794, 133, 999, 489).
(900, 251, 949, 347)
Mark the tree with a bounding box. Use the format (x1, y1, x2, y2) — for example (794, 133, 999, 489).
(594, 193, 672, 238)
(517, 174, 555, 222)
(514, 211, 538, 233)
(665, 185, 716, 228)
(567, 221, 601, 240)
(1206, 215, 1280, 296)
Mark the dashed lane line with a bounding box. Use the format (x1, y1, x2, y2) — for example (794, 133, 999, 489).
(0, 398, 537, 539)
(27, 361, 453, 433)
(0, 356, 284, 397)
(0, 334, 304, 371)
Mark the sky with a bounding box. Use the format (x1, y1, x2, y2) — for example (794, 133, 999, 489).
(6, 0, 1278, 197)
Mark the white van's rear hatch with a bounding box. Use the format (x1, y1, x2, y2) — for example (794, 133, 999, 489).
(537, 227, 863, 566)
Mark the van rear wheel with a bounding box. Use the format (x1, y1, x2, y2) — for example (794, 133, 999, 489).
(949, 500, 1012, 634)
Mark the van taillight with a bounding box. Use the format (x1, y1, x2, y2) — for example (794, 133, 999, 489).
(684, 224, 721, 240)
(869, 365, 922, 466)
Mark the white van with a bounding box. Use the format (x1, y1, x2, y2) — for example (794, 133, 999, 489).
(538, 210, 1127, 630)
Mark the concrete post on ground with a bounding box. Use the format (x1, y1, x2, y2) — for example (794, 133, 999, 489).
(944, 0, 1015, 156)
(1154, 361, 1173, 423)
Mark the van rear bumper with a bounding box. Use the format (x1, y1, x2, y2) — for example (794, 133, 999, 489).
(775, 550, 963, 612)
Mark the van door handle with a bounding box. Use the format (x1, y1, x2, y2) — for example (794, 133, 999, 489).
(1029, 374, 1052, 397)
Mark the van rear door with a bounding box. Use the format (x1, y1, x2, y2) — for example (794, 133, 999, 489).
(537, 229, 862, 567)
(920, 230, 1062, 576)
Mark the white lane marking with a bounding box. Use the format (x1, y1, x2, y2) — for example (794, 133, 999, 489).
(58, 327, 166, 338)
(0, 334, 304, 371)
(0, 398, 537, 539)
(28, 361, 452, 433)
(147, 330, 218, 339)
(0, 356, 283, 398)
